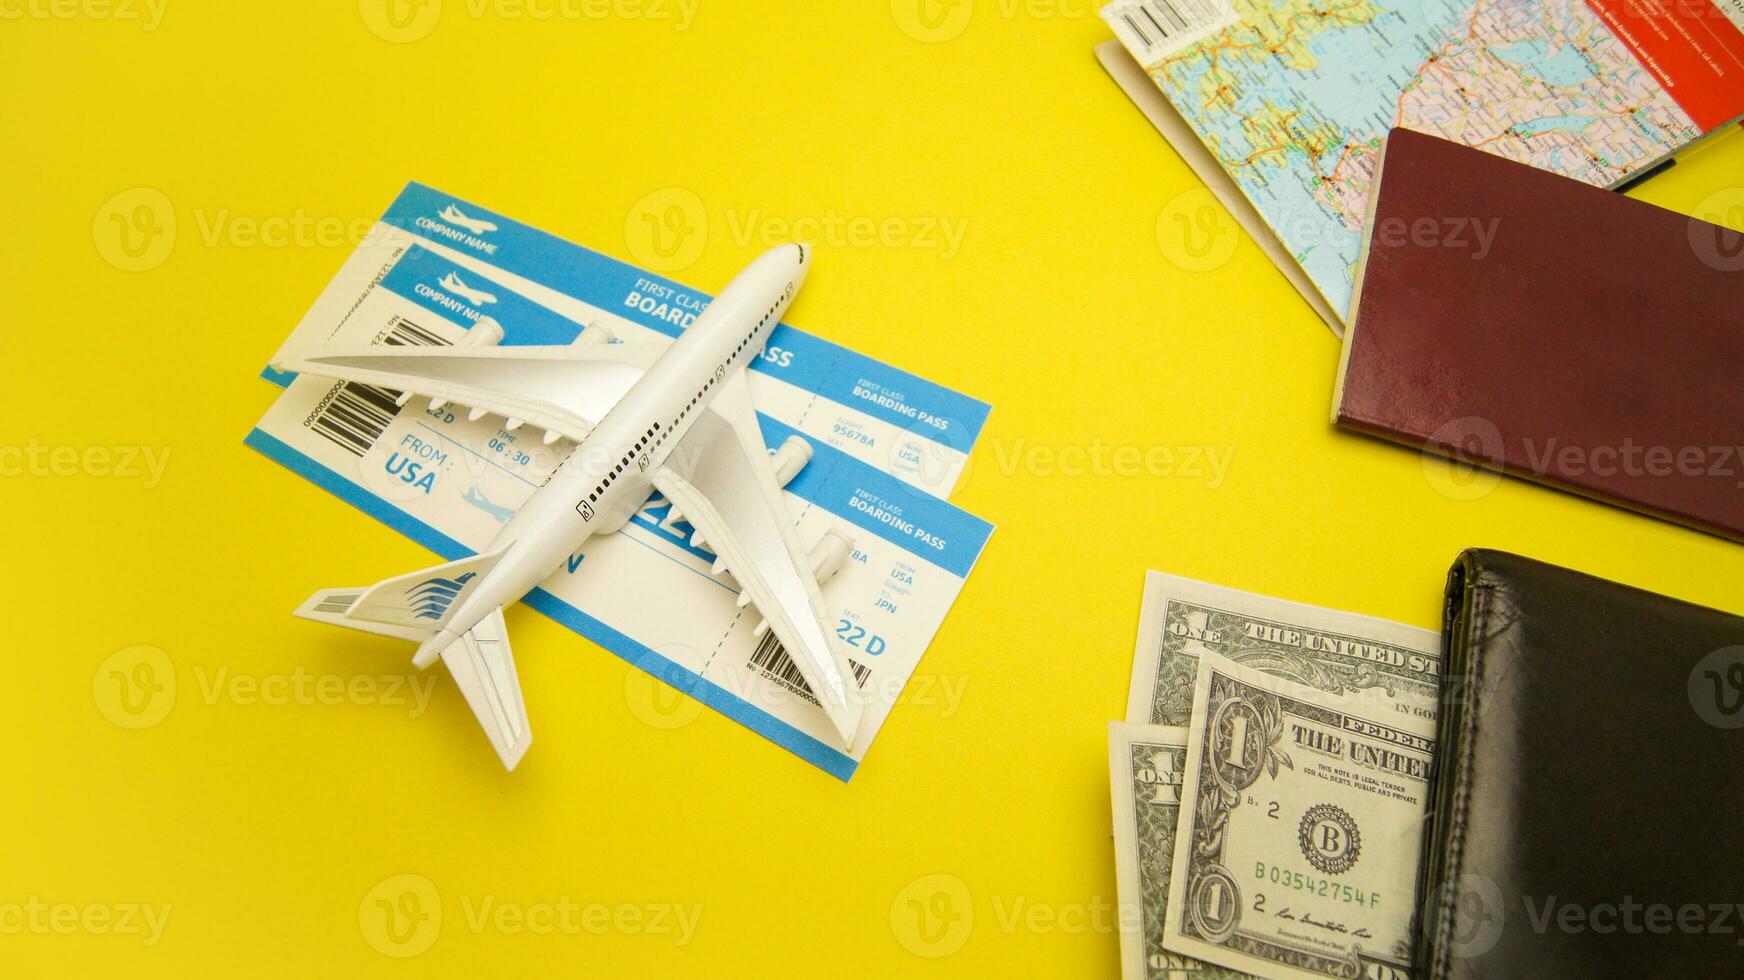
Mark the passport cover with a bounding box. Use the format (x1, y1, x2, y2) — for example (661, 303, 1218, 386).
(1333, 128, 1744, 542)
(1416, 550, 1744, 977)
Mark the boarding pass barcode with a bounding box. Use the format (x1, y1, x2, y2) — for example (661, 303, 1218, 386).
(309, 316, 450, 457)
(749, 631, 869, 707)
(1101, 0, 1238, 64)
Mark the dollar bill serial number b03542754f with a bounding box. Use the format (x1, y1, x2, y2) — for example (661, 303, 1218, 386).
(1252, 861, 1382, 908)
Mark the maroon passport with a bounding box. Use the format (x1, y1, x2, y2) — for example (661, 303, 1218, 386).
(1333, 128, 1744, 542)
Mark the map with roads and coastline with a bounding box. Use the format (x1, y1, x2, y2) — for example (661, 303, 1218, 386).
(1123, 0, 1703, 317)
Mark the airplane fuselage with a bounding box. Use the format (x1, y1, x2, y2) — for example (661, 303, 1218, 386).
(412, 245, 807, 666)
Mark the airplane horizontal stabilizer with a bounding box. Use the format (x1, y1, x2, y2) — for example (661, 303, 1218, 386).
(293, 545, 509, 635)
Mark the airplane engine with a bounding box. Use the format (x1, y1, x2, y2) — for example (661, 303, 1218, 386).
(461, 316, 506, 348)
(771, 436, 813, 488)
(571, 321, 617, 346)
(750, 530, 854, 638)
(808, 530, 852, 584)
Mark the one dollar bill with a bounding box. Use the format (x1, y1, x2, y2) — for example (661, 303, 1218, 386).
(1164, 653, 1435, 980)
(1110, 721, 1254, 980)
(1127, 572, 1441, 731)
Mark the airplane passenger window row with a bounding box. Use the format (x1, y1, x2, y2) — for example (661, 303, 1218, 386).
(586, 424, 661, 505)
(586, 313, 778, 508)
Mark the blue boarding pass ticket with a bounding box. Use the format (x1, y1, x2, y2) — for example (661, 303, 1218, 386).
(265, 183, 986, 497)
(248, 184, 993, 779)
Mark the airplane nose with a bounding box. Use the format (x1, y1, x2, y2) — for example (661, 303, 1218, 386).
(779, 242, 809, 290)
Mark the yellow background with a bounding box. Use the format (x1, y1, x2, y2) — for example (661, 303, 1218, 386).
(6, 1, 1743, 975)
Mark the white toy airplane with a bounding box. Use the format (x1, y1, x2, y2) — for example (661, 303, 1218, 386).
(275, 245, 864, 770)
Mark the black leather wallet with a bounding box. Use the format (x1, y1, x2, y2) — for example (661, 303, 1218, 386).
(1414, 549, 1744, 978)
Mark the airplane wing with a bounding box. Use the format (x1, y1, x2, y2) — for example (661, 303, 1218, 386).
(272, 342, 667, 442)
(650, 371, 866, 748)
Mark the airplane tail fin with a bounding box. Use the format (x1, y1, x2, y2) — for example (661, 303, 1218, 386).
(438, 606, 531, 770)
(291, 545, 532, 770)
